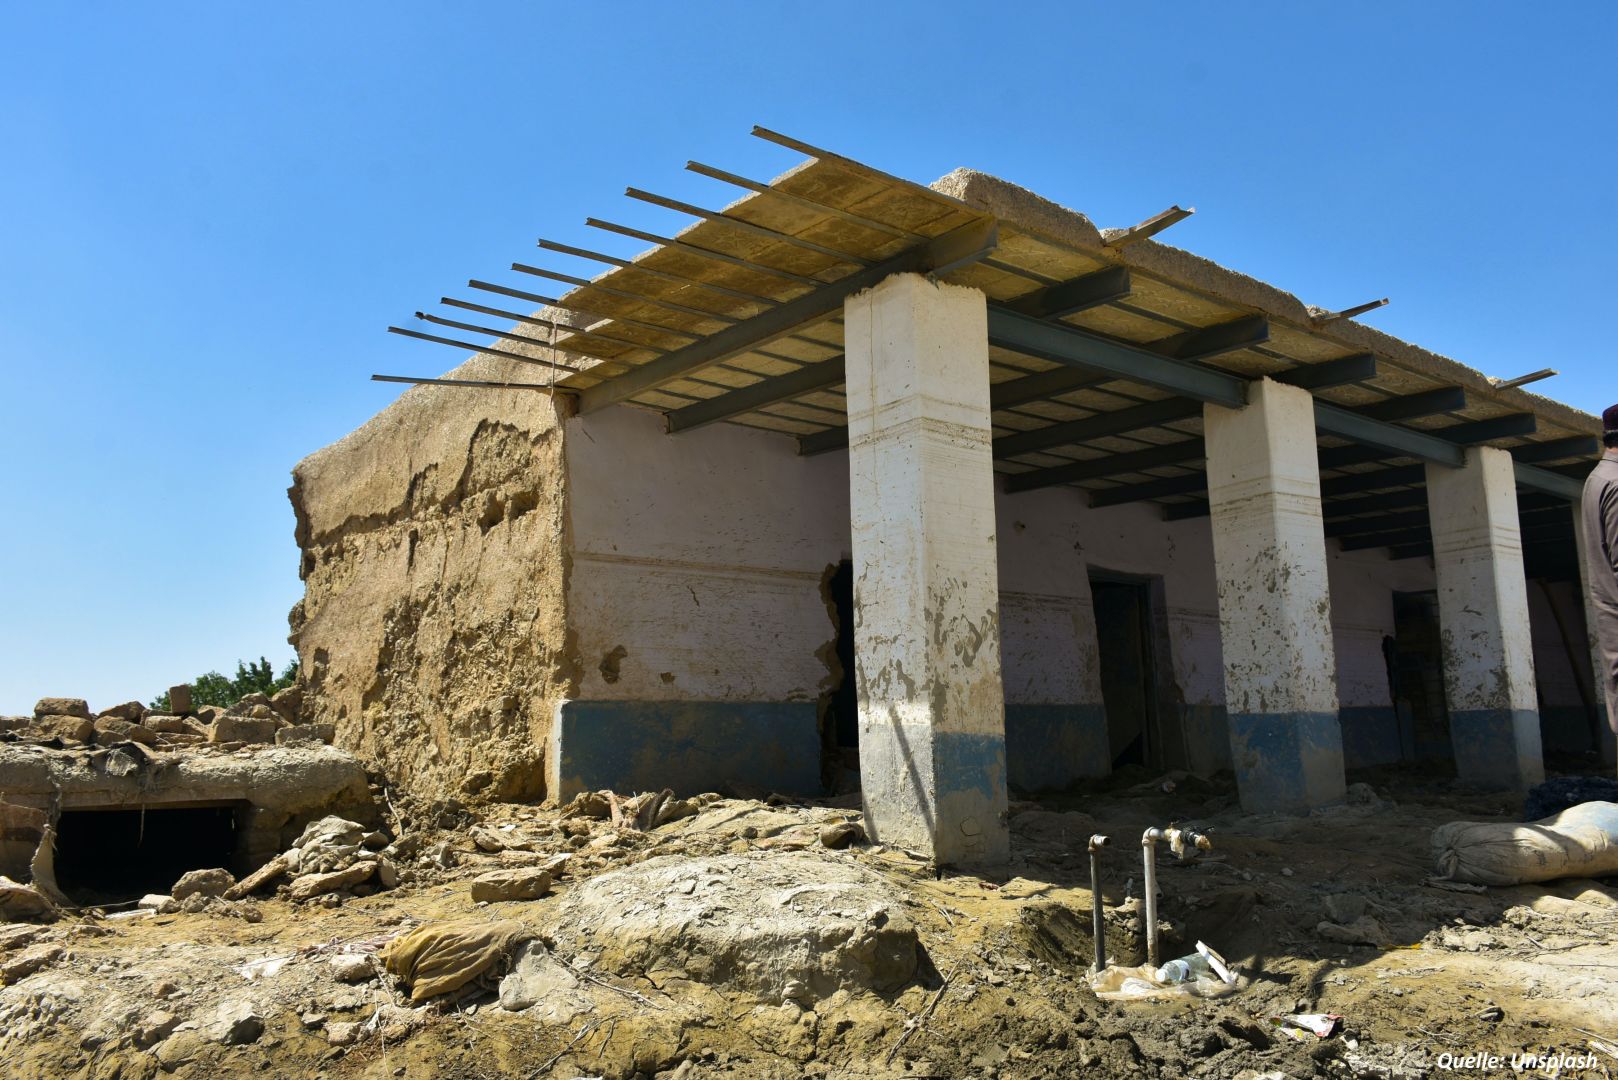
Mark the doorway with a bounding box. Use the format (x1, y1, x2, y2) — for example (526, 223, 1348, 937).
(1388, 590, 1452, 764)
(1091, 575, 1160, 769)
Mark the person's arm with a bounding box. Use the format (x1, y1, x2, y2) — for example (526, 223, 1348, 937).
(1603, 481, 1618, 578)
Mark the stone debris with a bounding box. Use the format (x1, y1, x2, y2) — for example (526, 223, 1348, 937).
(288, 861, 376, 901)
(0, 943, 63, 985)
(470, 867, 551, 902)
(205, 1000, 264, 1045)
(0, 876, 57, 922)
(33, 698, 91, 721)
(172, 868, 235, 902)
(328, 953, 372, 983)
(274, 722, 335, 746)
(210, 714, 279, 745)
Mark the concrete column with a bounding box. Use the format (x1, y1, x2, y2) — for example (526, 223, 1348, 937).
(1425, 446, 1544, 789)
(1571, 504, 1618, 767)
(845, 272, 1009, 869)
(1205, 378, 1346, 812)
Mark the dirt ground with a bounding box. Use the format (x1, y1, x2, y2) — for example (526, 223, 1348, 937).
(3, 766, 1617, 1080)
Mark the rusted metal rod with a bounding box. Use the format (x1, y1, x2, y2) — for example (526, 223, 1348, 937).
(1088, 834, 1110, 973)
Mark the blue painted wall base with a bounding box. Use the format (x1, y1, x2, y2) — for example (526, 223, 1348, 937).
(1004, 704, 1109, 791)
(1226, 710, 1347, 812)
(1339, 705, 1402, 769)
(550, 699, 824, 801)
(1450, 707, 1544, 790)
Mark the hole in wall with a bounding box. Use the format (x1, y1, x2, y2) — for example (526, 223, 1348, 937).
(52, 803, 244, 904)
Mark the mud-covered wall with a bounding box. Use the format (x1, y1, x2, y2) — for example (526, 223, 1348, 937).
(289, 354, 575, 802)
(549, 406, 847, 798)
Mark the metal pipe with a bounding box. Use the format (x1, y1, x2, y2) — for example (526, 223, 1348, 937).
(1141, 824, 1212, 968)
(1088, 834, 1110, 973)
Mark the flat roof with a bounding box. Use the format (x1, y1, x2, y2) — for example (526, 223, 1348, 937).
(380, 129, 1600, 564)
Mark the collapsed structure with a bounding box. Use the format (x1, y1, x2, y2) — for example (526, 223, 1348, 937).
(290, 130, 1613, 870)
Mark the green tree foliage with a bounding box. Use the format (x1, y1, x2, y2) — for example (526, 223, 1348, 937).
(150, 657, 299, 712)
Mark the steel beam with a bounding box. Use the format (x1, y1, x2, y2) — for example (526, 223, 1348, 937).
(1388, 542, 1434, 561)
(1000, 266, 1132, 320)
(1436, 412, 1537, 444)
(1270, 353, 1377, 390)
(665, 357, 846, 434)
(1089, 472, 1207, 508)
(1325, 509, 1431, 540)
(1312, 402, 1467, 468)
(1338, 528, 1431, 552)
(986, 314, 1266, 410)
(578, 219, 997, 414)
(1353, 386, 1467, 422)
(985, 309, 1250, 409)
(1515, 462, 1586, 501)
(993, 397, 1201, 459)
(1511, 435, 1600, 463)
(1003, 439, 1205, 494)
(1319, 463, 1428, 497)
(371, 373, 577, 390)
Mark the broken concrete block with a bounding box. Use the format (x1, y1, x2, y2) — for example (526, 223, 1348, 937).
(0, 877, 58, 922)
(30, 715, 95, 743)
(0, 942, 63, 984)
(205, 1000, 264, 1045)
(274, 723, 335, 746)
(1324, 893, 1367, 925)
(329, 953, 372, 983)
(97, 701, 146, 722)
(470, 826, 507, 852)
(142, 714, 187, 734)
(470, 867, 552, 902)
(325, 1021, 360, 1046)
(134, 1010, 180, 1048)
(172, 867, 235, 901)
(33, 697, 90, 720)
(227, 692, 273, 717)
(289, 861, 375, 901)
(375, 856, 400, 890)
(209, 715, 278, 745)
(94, 717, 157, 747)
(224, 855, 289, 900)
(195, 705, 222, 723)
(246, 704, 278, 722)
(138, 894, 179, 915)
(167, 685, 193, 715)
(270, 685, 303, 725)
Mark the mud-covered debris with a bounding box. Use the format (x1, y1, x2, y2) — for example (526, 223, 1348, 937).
(379, 919, 530, 1004)
(819, 820, 865, 849)
(0, 876, 57, 923)
(549, 851, 917, 1002)
(471, 867, 551, 902)
(172, 867, 235, 901)
(289, 861, 375, 901)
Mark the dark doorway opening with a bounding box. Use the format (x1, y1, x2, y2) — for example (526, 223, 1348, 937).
(1388, 590, 1452, 765)
(827, 559, 858, 757)
(53, 804, 242, 903)
(1091, 576, 1159, 769)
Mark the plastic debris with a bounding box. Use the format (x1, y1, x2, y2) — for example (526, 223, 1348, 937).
(1091, 940, 1238, 1001)
(1271, 1013, 1342, 1040)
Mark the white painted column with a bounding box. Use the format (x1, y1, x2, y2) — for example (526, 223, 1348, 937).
(845, 272, 1009, 869)
(1425, 446, 1544, 789)
(1572, 504, 1618, 767)
(1205, 378, 1346, 812)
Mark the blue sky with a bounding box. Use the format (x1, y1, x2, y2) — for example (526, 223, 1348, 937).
(1, 2, 1613, 713)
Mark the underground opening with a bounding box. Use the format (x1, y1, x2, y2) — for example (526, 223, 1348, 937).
(52, 802, 244, 903)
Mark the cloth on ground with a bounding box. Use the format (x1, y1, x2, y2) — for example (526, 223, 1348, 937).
(378, 919, 530, 1003)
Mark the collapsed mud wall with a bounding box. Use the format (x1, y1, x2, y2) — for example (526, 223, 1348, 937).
(289, 354, 576, 801)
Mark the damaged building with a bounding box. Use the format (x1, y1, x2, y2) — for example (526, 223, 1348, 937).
(289, 130, 1614, 871)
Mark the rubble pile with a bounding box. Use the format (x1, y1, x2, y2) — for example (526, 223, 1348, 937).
(0, 761, 1615, 1077)
(0, 690, 333, 752)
